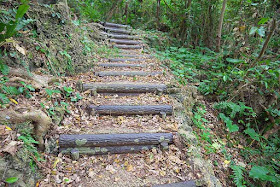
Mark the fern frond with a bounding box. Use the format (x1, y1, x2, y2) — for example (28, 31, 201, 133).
(231, 165, 245, 187)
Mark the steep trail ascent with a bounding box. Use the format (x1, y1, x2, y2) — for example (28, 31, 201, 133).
(40, 22, 209, 186)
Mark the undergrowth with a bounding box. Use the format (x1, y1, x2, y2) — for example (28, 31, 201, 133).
(157, 47, 280, 186)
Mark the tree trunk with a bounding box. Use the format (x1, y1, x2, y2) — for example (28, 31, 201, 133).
(106, 0, 123, 21)
(156, 0, 161, 29)
(216, 0, 227, 52)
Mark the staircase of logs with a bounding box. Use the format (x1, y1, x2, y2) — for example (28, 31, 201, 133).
(59, 22, 196, 187)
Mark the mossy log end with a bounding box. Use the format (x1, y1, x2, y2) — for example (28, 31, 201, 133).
(113, 44, 142, 49)
(87, 105, 173, 116)
(59, 133, 173, 148)
(97, 63, 147, 68)
(82, 83, 167, 93)
(95, 71, 162, 77)
(60, 145, 158, 155)
(101, 22, 130, 29)
(108, 34, 140, 40)
(108, 58, 145, 62)
(109, 39, 141, 45)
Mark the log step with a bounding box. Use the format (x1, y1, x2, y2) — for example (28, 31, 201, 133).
(59, 133, 173, 148)
(108, 34, 140, 40)
(60, 145, 157, 155)
(109, 39, 141, 45)
(113, 44, 142, 49)
(102, 22, 130, 29)
(117, 54, 154, 58)
(95, 71, 162, 77)
(108, 58, 145, 62)
(82, 83, 167, 93)
(96, 63, 148, 68)
(105, 27, 132, 35)
(87, 105, 173, 116)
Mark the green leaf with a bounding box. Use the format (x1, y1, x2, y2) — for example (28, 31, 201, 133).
(226, 58, 245, 63)
(16, 4, 30, 20)
(249, 166, 277, 182)
(5, 177, 18, 184)
(244, 128, 260, 141)
(219, 113, 239, 132)
(257, 27, 265, 37)
(258, 18, 269, 25)
(249, 27, 258, 35)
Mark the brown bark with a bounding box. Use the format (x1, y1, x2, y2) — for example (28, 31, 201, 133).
(81, 83, 167, 93)
(108, 34, 140, 40)
(109, 39, 140, 45)
(256, 19, 277, 61)
(112, 44, 142, 49)
(106, 0, 123, 21)
(105, 27, 132, 35)
(87, 105, 173, 116)
(108, 58, 145, 62)
(95, 71, 162, 77)
(157, 0, 161, 29)
(59, 133, 173, 147)
(60, 145, 159, 155)
(216, 0, 227, 52)
(97, 63, 148, 68)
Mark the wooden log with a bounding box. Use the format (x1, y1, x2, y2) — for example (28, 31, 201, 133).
(95, 71, 162, 77)
(113, 44, 142, 49)
(117, 54, 154, 58)
(59, 133, 173, 148)
(87, 105, 173, 116)
(97, 63, 147, 68)
(82, 83, 167, 93)
(105, 27, 132, 35)
(109, 39, 141, 45)
(153, 180, 196, 187)
(108, 58, 145, 62)
(102, 22, 130, 29)
(108, 34, 140, 40)
(60, 145, 158, 155)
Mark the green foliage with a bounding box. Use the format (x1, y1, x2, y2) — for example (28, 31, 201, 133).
(249, 165, 279, 184)
(230, 165, 245, 187)
(0, 0, 30, 43)
(5, 177, 18, 184)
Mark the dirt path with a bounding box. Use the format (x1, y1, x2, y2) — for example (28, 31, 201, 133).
(40, 22, 204, 187)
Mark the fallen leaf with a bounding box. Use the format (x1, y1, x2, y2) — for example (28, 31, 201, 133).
(9, 98, 18, 105)
(224, 160, 231, 165)
(126, 164, 133, 172)
(13, 43, 26, 55)
(160, 170, 166, 176)
(53, 157, 61, 168)
(5, 126, 12, 131)
(3, 141, 21, 156)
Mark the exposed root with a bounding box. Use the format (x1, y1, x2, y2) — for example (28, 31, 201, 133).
(3, 68, 59, 89)
(0, 109, 52, 150)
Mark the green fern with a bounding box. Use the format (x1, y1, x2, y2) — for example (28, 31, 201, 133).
(230, 165, 245, 187)
(214, 101, 255, 118)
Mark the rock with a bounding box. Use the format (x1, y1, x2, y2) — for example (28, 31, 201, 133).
(178, 129, 198, 145)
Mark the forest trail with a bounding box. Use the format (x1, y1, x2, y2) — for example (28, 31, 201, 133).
(41, 22, 206, 187)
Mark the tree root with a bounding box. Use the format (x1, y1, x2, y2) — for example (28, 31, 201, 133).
(0, 109, 52, 150)
(3, 68, 59, 90)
